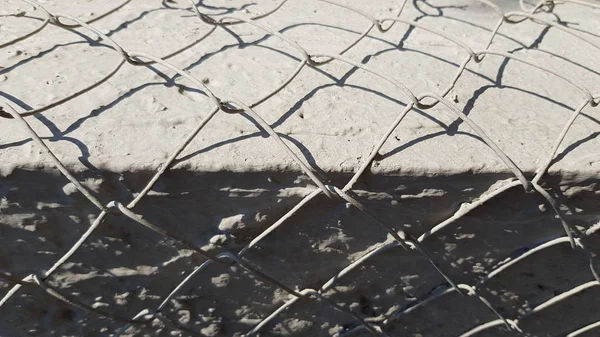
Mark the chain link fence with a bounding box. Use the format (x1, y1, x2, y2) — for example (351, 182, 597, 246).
(1, 0, 599, 336)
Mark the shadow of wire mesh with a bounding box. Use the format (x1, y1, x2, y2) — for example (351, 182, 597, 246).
(1, 0, 600, 336)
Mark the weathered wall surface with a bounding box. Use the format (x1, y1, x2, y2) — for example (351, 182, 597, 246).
(1, 170, 599, 336)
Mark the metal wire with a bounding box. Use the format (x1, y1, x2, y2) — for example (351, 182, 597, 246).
(1, 0, 599, 336)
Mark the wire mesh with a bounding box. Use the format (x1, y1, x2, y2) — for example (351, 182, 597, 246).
(1, 0, 599, 336)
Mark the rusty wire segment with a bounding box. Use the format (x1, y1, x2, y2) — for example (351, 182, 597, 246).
(1, 0, 599, 336)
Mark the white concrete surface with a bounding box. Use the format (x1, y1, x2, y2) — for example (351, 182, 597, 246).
(1, 0, 599, 176)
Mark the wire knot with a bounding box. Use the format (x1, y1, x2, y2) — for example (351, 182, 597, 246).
(540, 0, 555, 12)
(219, 100, 243, 114)
(48, 14, 61, 25)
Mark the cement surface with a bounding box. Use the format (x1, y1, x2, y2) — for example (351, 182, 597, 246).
(1, 0, 599, 176)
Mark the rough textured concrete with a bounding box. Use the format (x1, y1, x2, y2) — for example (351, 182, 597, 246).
(2, 0, 600, 175)
(1, 0, 600, 336)
(1, 171, 599, 337)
